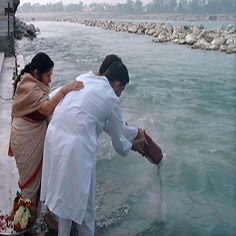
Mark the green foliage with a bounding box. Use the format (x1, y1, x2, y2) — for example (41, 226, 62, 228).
(203, 0, 235, 13)
(18, 0, 235, 14)
(65, 2, 83, 12)
(134, 0, 144, 14)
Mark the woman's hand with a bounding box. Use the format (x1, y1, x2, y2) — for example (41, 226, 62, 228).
(39, 80, 84, 116)
(61, 80, 84, 95)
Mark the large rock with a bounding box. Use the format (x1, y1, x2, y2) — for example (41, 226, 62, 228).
(158, 34, 169, 43)
(147, 28, 156, 36)
(220, 45, 228, 51)
(116, 25, 124, 31)
(192, 26, 204, 36)
(160, 28, 169, 35)
(182, 25, 191, 30)
(172, 39, 179, 44)
(211, 37, 226, 46)
(209, 44, 220, 50)
(14, 18, 37, 39)
(128, 26, 138, 34)
(198, 30, 207, 39)
(153, 32, 160, 38)
(226, 46, 236, 54)
(26, 24, 36, 38)
(186, 33, 198, 45)
(205, 32, 219, 43)
(170, 34, 179, 40)
(164, 23, 174, 33)
(179, 33, 187, 39)
(146, 23, 156, 30)
(191, 44, 199, 49)
(229, 28, 236, 34)
(226, 37, 235, 46)
(172, 28, 181, 37)
(178, 39, 186, 44)
(197, 38, 210, 50)
(137, 28, 145, 35)
(193, 28, 202, 36)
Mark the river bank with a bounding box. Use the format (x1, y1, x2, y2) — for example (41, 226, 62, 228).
(51, 18, 235, 54)
(15, 12, 236, 54)
(16, 12, 236, 23)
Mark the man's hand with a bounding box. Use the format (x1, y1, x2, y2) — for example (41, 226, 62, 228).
(135, 128, 146, 140)
(131, 137, 149, 154)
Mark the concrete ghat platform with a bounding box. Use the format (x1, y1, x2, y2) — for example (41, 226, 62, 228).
(0, 56, 19, 213)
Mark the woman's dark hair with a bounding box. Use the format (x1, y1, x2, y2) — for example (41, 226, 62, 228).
(13, 52, 54, 96)
(99, 54, 122, 75)
(105, 61, 129, 86)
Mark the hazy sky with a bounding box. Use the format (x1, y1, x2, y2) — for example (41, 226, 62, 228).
(20, 0, 152, 5)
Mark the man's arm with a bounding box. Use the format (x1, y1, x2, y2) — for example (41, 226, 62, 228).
(103, 102, 147, 156)
(103, 120, 138, 141)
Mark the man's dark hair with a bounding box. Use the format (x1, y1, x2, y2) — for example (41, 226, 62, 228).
(105, 61, 129, 86)
(99, 54, 122, 74)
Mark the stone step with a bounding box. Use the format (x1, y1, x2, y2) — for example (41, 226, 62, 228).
(0, 56, 19, 212)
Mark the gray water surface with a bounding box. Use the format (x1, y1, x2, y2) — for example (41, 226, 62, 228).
(16, 21, 236, 236)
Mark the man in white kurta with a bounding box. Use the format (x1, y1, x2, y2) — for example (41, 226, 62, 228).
(40, 60, 146, 235)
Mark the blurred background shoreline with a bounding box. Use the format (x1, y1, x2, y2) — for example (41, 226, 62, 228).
(16, 12, 235, 24)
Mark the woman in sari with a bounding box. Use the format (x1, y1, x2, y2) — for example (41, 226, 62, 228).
(10, 52, 83, 224)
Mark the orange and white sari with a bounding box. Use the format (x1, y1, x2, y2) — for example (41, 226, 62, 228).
(10, 73, 50, 206)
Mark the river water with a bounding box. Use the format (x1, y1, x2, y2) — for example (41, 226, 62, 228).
(16, 21, 235, 236)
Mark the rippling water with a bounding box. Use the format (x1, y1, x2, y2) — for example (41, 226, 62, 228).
(16, 21, 235, 236)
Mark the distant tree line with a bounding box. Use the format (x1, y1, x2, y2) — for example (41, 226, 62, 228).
(18, 2, 83, 13)
(145, 0, 236, 14)
(18, 0, 236, 14)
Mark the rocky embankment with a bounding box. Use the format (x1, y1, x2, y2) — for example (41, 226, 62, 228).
(63, 19, 236, 54)
(0, 19, 38, 56)
(14, 18, 39, 40)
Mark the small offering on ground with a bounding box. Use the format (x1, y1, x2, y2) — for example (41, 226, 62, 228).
(0, 192, 37, 234)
